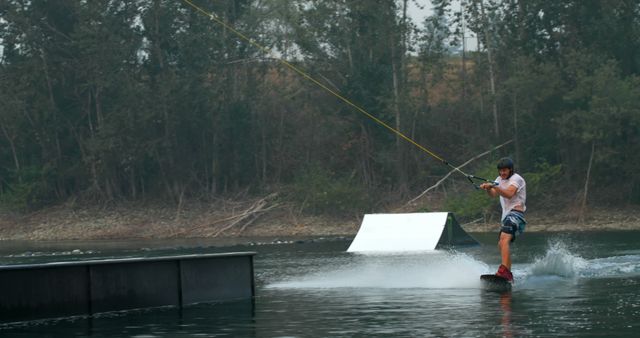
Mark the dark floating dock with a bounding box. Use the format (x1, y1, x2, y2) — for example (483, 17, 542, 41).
(0, 252, 255, 323)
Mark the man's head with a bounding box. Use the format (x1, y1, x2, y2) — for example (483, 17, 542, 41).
(497, 157, 514, 179)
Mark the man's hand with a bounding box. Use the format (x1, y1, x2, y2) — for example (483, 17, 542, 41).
(480, 183, 493, 190)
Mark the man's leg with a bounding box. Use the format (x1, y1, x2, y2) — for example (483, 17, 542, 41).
(498, 232, 513, 270)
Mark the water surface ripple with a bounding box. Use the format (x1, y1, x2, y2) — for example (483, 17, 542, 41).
(1, 232, 639, 337)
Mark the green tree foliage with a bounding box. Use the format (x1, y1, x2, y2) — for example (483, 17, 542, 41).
(1, 0, 639, 213)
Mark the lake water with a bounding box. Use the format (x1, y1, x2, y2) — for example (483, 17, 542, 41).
(1, 231, 639, 337)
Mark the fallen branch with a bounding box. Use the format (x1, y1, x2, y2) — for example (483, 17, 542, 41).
(406, 139, 513, 206)
(461, 217, 485, 227)
(237, 204, 281, 234)
(209, 193, 278, 237)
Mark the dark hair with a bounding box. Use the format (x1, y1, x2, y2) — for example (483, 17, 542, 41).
(497, 157, 514, 170)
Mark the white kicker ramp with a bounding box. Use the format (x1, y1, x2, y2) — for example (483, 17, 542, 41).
(346, 212, 477, 252)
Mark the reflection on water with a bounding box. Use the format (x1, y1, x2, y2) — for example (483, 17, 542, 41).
(1, 301, 256, 337)
(499, 292, 513, 338)
(1, 232, 640, 337)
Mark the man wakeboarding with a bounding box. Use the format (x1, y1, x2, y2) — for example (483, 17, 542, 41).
(479, 157, 527, 284)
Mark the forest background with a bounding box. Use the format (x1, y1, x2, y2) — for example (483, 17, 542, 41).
(1, 0, 639, 239)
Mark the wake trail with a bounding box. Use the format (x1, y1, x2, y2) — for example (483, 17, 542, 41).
(268, 240, 640, 290)
(267, 251, 490, 289)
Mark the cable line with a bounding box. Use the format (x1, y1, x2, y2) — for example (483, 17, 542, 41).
(180, 0, 494, 187)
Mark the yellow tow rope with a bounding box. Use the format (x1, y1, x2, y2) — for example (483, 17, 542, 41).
(181, 0, 475, 178)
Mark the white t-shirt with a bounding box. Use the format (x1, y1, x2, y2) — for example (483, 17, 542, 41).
(495, 173, 526, 221)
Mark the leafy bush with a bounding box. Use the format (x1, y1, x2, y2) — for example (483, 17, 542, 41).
(522, 161, 563, 207)
(290, 166, 370, 216)
(0, 167, 53, 211)
(445, 186, 496, 221)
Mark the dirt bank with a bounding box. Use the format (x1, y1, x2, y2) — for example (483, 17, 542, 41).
(0, 200, 360, 241)
(461, 208, 640, 232)
(1, 201, 638, 241)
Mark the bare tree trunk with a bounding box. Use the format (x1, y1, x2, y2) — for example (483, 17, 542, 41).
(95, 86, 103, 132)
(392, 47, 401, 150)
(0, 123, 20, 177)
(359, 123, 373, 188)
(41, 51, 62, 164)
(152, 0, 164, 70)
(578, 141, 595, 224)
(391, 42, 407, 191)
(175, 185, 186, 222)
(394, 0, 409, 138)
(85, 92, 102, 197)
(130, 166, 137, 199)
(42, 50, 67, 197)
(391, 0, 409, 192)
(480, 0, 499, 139)
(513, 92, 520, 164)
(460, 0, 467, 108)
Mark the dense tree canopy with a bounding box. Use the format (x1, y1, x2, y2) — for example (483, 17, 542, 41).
(1, 0, 639, 217)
